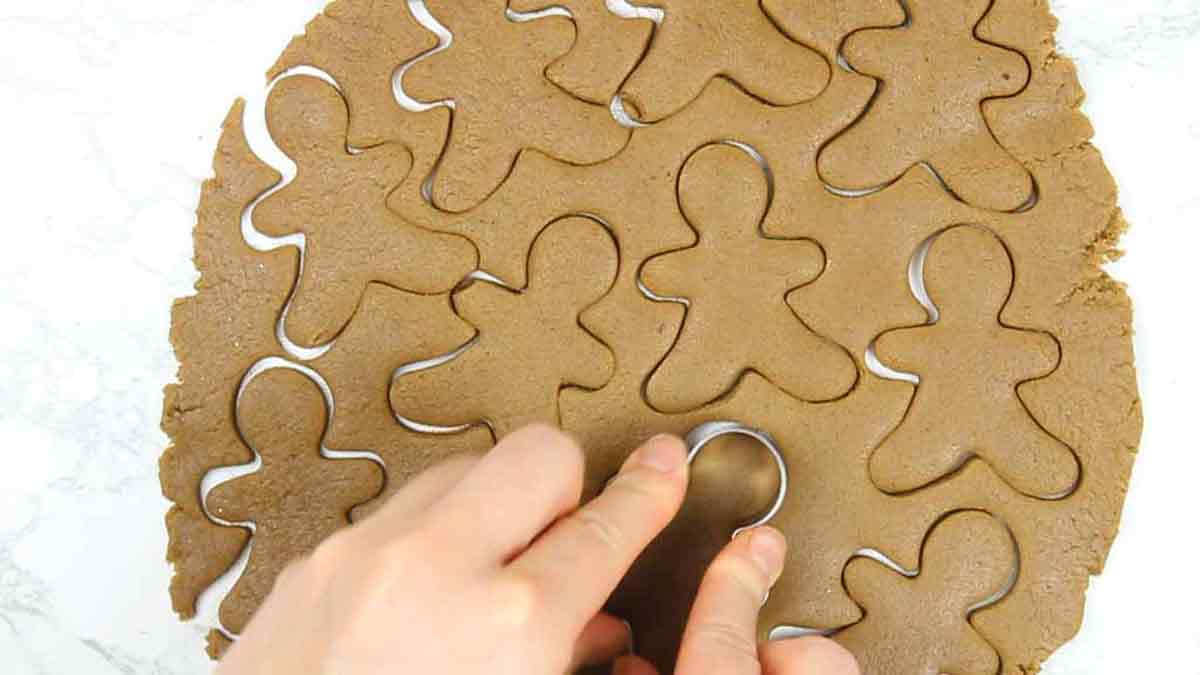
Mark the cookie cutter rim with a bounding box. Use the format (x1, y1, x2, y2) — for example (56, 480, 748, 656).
(684, 420, 789, 538)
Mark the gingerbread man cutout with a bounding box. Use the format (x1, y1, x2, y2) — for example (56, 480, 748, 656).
(837, 511, 1017, 675)
(403, 1, 629, 211)
(390, 216, 617, 437)
(819, 0, 1033, 212)
(255, 76, 477, 347)
(620, 0, 830, 122)
(641, 143, 857, 413)
(872, 226, 1078, 499)
(206, 368, 383, 633)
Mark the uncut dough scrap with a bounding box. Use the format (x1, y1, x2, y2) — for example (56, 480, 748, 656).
(162, 1, 1142, 672)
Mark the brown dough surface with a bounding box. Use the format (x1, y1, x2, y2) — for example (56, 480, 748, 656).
(402, 1, 630, 212)
(872, 225, 1078, 499)
(307, 283, 494, 519)
(160, 101, 294, 619)
(256, 75, 476, 347)
(640, 143, 857, 412)
(266, 0, 452, 220)
(163, 1, 1142, 672)
(268, 0, 438, 147)
(207, 368, 383, 632)
(618, 0, 830, 122)
(818, 0, 1034, 211)
(205, 630, 233, 660)
(836, 511, 1018, 675)
(761, 0, 906, 57)
(390, 216, 618, 437)
(509, 0, 653, 106)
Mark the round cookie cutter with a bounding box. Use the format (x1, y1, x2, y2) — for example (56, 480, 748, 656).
(684, 420, 789, 538)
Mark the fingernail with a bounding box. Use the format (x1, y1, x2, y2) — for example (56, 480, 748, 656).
(630, 434, 685, 474)
(621, 618, 635, 654)
(747, 527, 786, 585)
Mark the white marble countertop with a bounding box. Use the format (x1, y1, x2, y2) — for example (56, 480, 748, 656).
(1, 1, 1197, 672)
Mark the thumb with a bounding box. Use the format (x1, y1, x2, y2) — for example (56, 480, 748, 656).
(760, 637, 861, 675)
(674, 527, 786, 674)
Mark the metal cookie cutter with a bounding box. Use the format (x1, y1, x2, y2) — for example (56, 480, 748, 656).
(684, 420, 789, 538)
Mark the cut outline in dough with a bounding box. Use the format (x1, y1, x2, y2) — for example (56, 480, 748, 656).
(816, 0, 1039, 213)
(399, 0, 632, 212)
(390, 213, 621, 437)
(508, 0, 655, 107)
(165, 1, 1142, 668)
(611, 0, 832, 125)
(196, 357, 387, 638)
(240, 66, 345, 362)
(868, 224, 1081, 501)
(239, 65, 478, 362)
(834, 509, 1020, 675)
(251, 73, 477, 348)
(639, 140, 859, 413)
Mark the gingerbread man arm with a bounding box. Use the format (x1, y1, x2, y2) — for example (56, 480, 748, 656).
(838, 25, 895, 78)
(510, 0, 654, 105)
(620, 0, 829, 122)
(387, 282, 503, 429)
(982, 394, 1080, 498)
(836, 512, 1014, 675)
(872, 323, 940, 376)
(761, 0, 906, 58)
(563, 324, 617, 392)
(640, 246, 705, 300)
(868, 389, 975, 494)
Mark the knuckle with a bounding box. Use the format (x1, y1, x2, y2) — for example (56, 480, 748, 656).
(305, 530, 353, 577)
(522, 424, 584, 466)
(608, 472, 676, 521)
(763, 638, 861, 675)
(563, 438, 586, 477)
(374, 527, 432, 574)
(568, 508, 627, 555)
(608, 470, 658, 497)
(395, 514, 443, 551)
(518, 421, 559, 438)
(515, 423, 573, 455)
(274, 559, 306, 590)
(710, 552, 768, 599)
(511, 425, 585, 500)
(490, 573, 543, 631)
(686, 619, 759, 664)
(368, 540, 414, 578)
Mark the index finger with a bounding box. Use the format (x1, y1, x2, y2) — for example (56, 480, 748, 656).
(507, 434, 690, 632)
(422, 424, 585, 566)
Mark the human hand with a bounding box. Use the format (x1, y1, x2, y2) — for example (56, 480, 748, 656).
(216, 424, 860, 674)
